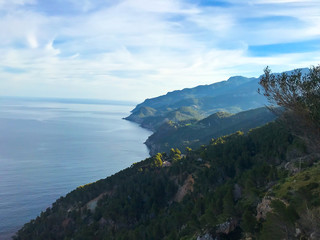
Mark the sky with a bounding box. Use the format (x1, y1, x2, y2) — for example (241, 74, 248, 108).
(0, 0, 320, 101)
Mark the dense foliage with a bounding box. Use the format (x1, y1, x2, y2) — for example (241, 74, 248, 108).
(145, 107, 276, 155)
(259, 66, 320, 151)
(259, 66, 320, 126)
(15, 120, 318, 240)
(14, 67, 320, 239)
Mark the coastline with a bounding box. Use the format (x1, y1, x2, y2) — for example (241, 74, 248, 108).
(0, 100, 152, 239)
(123, 116, 156, 155)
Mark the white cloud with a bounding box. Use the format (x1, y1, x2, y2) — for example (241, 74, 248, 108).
(250, 0, 316, 3)
(68, 0, 94, 12)
(0, 0, 319, 101)
(27, 33, 38, 48)
(0, 0, 36, 7)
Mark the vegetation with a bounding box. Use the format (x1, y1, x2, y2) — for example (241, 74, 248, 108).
(259, 65, 320, 150)
(126, 106, 203, 131)
(125, 75, 268, 131)
(14, 66, 320, 239)
(15, 119, 318, 240)
(145, 107, 276, 155)
(259, 65, 320, 126)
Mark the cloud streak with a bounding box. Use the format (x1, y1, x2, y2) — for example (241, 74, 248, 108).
(0, 0, 319, 100)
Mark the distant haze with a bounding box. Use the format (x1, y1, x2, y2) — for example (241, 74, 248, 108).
(0, 0, 320, 101)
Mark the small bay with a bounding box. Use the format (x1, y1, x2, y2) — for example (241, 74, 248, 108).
(0, 98, 151, 239)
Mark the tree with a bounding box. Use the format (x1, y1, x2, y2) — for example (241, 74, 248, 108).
(152, 153, 163, 168)
(170, 148, 181, 162)
(260, 200, 298, 240)
(258, 65, 320, 150)
(241, 209, 257, 233)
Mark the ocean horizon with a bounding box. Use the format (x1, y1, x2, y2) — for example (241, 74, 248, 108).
(0, 97, 152, 239)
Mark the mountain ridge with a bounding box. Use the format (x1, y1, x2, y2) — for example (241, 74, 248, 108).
(14, 66, 320, 240)
(126, 68, 308, 132)
(145, 107, 277, 155)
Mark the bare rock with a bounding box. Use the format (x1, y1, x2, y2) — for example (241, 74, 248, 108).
(256, 196, 273, 221)
(216, 218, 238, 235)
(197, 233, 214, 240)
(173, 174, 194, 202)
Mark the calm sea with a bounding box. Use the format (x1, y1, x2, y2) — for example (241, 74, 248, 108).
(0, 98, 152, 239)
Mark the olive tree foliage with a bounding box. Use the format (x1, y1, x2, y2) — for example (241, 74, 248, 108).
(258, 65, 320, 149)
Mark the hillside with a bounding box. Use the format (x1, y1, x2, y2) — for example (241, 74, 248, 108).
(13, 121, 320, 240)
(125, 69, 308, 131)
(145, 107, 277, 155)
(14, 66, 319, 240)
(125, 75, 267, 131)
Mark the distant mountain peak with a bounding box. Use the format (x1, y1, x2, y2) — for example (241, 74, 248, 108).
(226, 75, 257, 85)
(126, 67, 307, 131)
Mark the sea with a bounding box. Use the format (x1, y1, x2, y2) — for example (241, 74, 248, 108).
(0, 97, 152, 239)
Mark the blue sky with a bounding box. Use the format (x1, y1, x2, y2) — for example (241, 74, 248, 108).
(0, 0, 319, 101)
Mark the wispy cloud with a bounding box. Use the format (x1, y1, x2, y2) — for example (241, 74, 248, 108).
(0, 0, 319, 100)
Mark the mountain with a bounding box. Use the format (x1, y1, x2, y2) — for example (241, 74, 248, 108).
(145, 107, 277, 155)
(125, 75, 267, 131)
(125, 68, 308, 131)
(14, 67, 319, 240)
(126, 105, 204, 131)
(14, 121, 319, 240)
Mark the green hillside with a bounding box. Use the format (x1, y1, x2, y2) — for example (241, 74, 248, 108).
(145, 107, 277, 155)
(14, 66, 319, 240)
(14, 120, 319, 240)
(125, 75, 268, 131)
(126, 105, 204, 131)
(126, 69, 308, 131)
